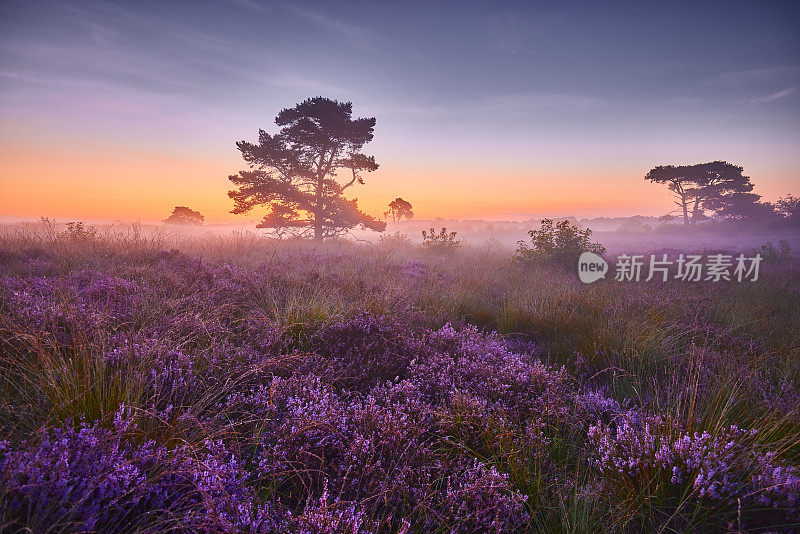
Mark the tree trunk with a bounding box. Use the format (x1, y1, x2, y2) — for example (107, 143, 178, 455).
(314, 195, 323, 241)
(690, 197, 702, 226)
(681, 197, 689, 226)
(314, 173, 324, 242)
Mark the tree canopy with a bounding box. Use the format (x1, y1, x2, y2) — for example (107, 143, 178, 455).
(228, 97, 386, 240)
(644, 161, 768, 225)
(387, 197, 414, 222)
(163, 206, 204, 225)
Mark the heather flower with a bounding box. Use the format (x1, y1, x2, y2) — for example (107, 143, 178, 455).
(303, 312, 422, 392)
(432, 459, 529, 533)
(410, 324, 572, 426)
(588, 413, 800, 519)
(401, 259, 428, 280)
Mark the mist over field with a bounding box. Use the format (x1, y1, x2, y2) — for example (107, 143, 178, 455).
(4, 216, 798, 254)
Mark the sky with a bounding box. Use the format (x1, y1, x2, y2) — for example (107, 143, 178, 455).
(1, 0, 799, 223)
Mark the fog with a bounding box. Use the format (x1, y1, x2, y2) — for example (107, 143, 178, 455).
(2, 215, 796, 257)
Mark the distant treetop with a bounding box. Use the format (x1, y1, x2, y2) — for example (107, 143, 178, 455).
(388, 198, 414, 223)
(644, 161, 774, 225)
(164, 206, 204, 225)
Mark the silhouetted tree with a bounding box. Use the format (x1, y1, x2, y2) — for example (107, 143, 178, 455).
(645, 161, 756, 226)
(228, 97, 386, 240)
(163, 206, 204, 225)
(388, 197, 414, 223)
(776, 194, 800, 225)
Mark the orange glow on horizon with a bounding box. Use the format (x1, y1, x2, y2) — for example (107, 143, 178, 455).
(0, 141, 771, 224)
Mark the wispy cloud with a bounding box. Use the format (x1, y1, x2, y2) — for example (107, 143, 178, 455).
(712, 65, 800, 86)
(59, 2, 242, 56)
(265, 73, 354, 96)
(227, 0, 266, 13)
(389, 92, 607, 118)
(278, 3, 383, 51)
(0, 1, 262, 99)
(750, 87, 796, 103)
(0, 40, 202, 92)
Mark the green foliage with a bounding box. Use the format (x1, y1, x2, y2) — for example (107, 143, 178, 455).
(515, 219, 605, 265)
(422, 227, 460, 252)
(645, 161, 758, 226)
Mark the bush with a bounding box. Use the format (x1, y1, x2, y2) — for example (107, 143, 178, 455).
(515, 218, 605, 266)
(422, 227, 461, 252)
(761, 240, 792, 261)
(377, 230, 412, 249)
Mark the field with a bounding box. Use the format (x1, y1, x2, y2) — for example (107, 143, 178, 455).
(1, 225, 799, 533)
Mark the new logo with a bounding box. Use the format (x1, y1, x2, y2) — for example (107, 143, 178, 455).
(578, 252, 608, 283)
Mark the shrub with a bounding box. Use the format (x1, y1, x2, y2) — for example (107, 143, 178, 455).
(422, 227, 461, 252)
(59, 221, 98, 243)
(515, 218, 605, 265)
(761, 239, 792, 261)
(377, 230, 412, 249)
(588, 413, 800, 527)
(1, 233, 798, 532)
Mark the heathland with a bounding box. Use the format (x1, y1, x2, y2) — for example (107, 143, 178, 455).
(0, 222, 798, 532)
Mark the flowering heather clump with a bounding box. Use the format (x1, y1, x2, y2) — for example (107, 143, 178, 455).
(304, 312, 422, 391)
(589, 413, 800, 520)
(295, 481, 372, 534)
(0, 415, 286, 533)
(574, 388, 623, 422)
(752, 452, 800, 512)
(435, 459, 530, 533)
(401, 258, 428, 280)
(1, 422, 150, 532)
(1, 241, 799, 531)
(256, 375, 439, 520)
(412, 324, 572, 426)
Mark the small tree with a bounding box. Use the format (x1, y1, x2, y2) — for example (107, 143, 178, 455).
(387, 198, 414, 223)
(164, 206, 204, 225)
(515, 219, 605, 265)
(228, 97, 385, 240)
